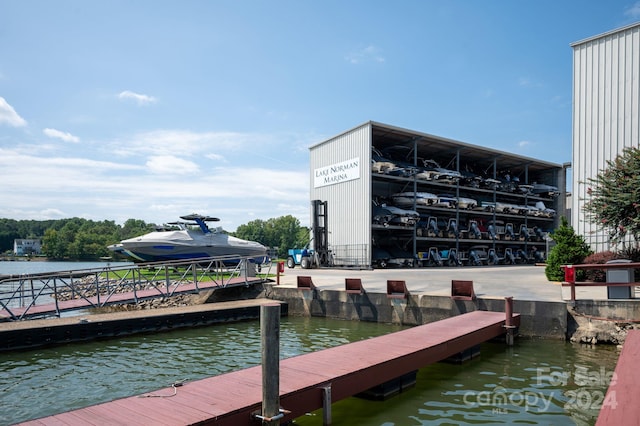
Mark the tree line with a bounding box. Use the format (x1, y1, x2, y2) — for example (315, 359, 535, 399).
(0, 215, 309, 261)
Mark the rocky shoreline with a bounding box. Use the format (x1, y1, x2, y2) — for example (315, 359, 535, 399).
(91, 282, 268, 313)
(568, 307, 640, 347)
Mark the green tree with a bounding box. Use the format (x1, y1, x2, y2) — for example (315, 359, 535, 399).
(120, 218, 155, 240)
(545, 216, 593, 281)
(235, 219, 268, 246)
(583, 146, 640, 246)
(267, 215, 308, 257)
(42, 228, 66, 260)
(0, 219, 20, 253)
(40, 218, 121, 260)
(234, 215, 309, 258)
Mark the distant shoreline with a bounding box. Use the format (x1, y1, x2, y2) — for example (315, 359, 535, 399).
(0, 256, 112, 263)
(0, 256, 49, 262)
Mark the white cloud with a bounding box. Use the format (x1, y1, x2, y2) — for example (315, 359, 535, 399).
(518, 77, 543, 88)
(346, 45, 385, 64)
(0, 122, 312, 229)
(518, 140, 531, 148)
(146, 155, 200, 174)
(0, 97, 27, 127)
(110, 129, 268, 158)
(625, 1, 640, 18)
(206, 153, 227, 162)
(118, 90, 157, 105)
(43, 128, 80, 143)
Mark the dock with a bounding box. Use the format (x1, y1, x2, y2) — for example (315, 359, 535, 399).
(0, 298, 284, 352)
(19, 310, 519, 426)
(596, 329, 640, 425)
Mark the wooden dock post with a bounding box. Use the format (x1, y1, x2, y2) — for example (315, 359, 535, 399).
(261, 303, 282, 424)
(504, 296, 515, 346)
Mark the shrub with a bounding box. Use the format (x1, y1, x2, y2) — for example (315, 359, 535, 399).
(617, 245, 640, 263)
(582, 251, 619, 282)
(616, 245, 640, 280)
(545, 217, 593, 281)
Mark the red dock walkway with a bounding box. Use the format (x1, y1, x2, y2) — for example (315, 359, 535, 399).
(596, 329, 640, 425)
(19, 310, 519, 426)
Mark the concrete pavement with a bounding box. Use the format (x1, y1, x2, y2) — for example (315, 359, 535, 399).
(274, 265, 610, 302)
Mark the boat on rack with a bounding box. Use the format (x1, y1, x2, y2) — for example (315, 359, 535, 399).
(108, 214, 269, 263)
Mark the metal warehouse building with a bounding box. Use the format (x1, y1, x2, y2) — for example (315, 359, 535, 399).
(309, 121, 565, 269)
(572, 21, 640, 252)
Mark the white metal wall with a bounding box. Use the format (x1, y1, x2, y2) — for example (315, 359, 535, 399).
(572, 22, 640, 251)
(309, 123, 373, 264)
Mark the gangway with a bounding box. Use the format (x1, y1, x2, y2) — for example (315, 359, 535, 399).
(0, 255, 271, 321)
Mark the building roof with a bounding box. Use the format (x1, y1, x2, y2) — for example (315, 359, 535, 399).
(312, 120, 562, 176)
(571, 21, 640, 47)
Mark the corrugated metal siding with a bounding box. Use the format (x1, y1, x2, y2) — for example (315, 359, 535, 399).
(310, 123, 372, 264)
(572, 23, 640, 251)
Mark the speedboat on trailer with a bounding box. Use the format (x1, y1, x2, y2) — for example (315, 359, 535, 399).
(108, 214, 269, 264)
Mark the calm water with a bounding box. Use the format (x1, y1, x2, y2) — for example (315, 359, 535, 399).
(0, 317, 407, 425)
(0, 260, 133, 276)
(0, 319, 621, 426)
(293, 338, 620, 426)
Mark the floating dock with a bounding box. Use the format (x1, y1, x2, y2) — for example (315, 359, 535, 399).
(19, 310, 519, 426)
(0, 298, 283, 352)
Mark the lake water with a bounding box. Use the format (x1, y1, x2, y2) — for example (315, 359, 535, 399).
(0, 262, 622, 425)
(0, 260, 133, 276)
(0, 319, 621, 425)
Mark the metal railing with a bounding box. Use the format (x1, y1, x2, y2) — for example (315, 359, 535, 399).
(561, 262, 640, 301)
(329, 244, 369, 268)
(0, 255, 272, 321)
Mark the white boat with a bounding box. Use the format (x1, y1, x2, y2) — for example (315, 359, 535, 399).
(108, 214, 269, 263)
(391, 192, 439, 206)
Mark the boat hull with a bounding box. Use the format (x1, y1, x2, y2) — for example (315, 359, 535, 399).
(110, 229, 269, 264)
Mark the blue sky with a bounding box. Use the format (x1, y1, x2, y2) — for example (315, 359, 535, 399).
(1, 1, 639, 231)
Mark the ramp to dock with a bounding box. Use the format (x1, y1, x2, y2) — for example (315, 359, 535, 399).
(0, 255, 269, 320)
(19, 310, 519, 426)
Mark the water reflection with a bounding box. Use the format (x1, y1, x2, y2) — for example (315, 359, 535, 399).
(0, 316, 404, 424)
(294, 339, 620, 426)
(0, 318, 620, 426)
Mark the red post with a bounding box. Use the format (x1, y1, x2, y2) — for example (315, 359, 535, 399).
(504, 296, 513, 327)
(276, 261, 284, 286)
(564, 265, 576, 301)
(504, 296, 515, 346)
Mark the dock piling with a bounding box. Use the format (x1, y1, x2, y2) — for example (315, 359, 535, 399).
(261, 303, 282, 425)
(504, 296, 516, 346)
(321, 385, 332, 425)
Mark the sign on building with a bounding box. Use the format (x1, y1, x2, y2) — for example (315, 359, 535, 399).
(314, 157, 360, 188)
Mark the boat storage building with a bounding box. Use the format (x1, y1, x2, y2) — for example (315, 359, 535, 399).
(309, 121, 565, 268)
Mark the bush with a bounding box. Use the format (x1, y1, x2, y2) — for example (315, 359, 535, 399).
(582, 251, 619, 282)
(545, 217, 593, 281)
(617, 245, 640, 263)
